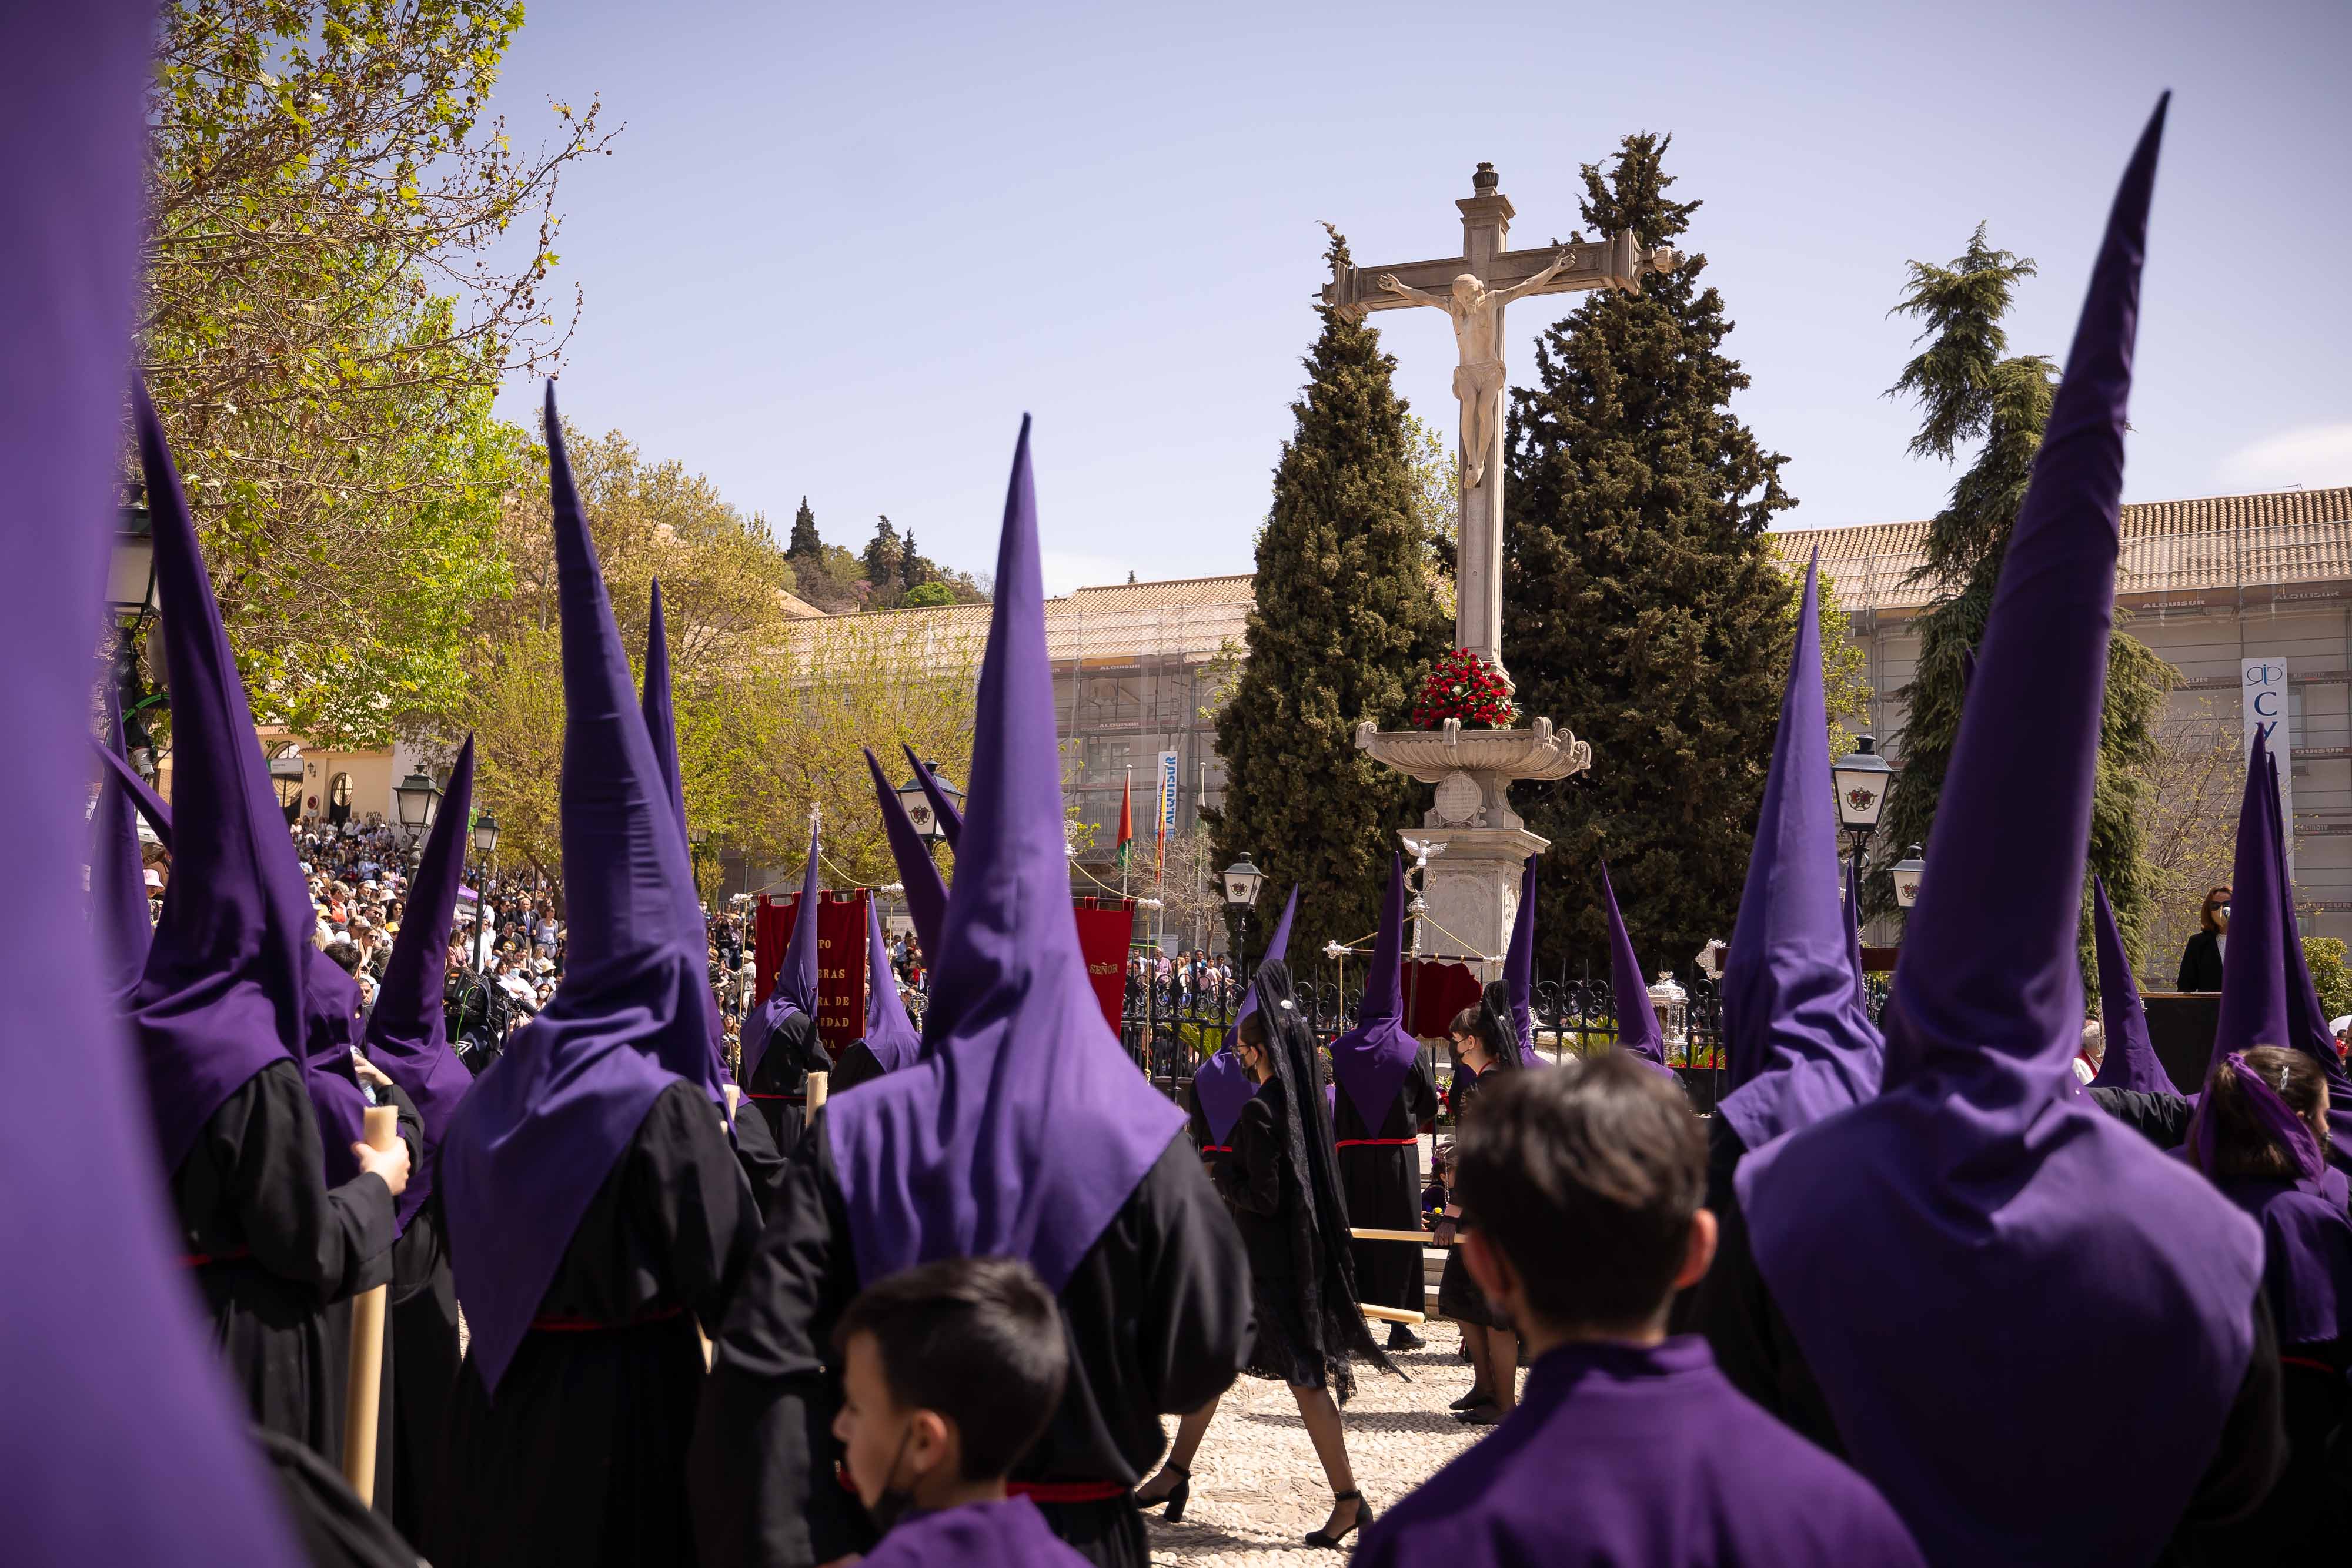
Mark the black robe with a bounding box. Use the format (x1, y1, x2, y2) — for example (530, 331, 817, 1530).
(728, 1094, 790, 1219)
(690, 1122, 1252, 1568)
(253, 1425, 425, 1568)
(1693, 1117, 2290, 1559)
(825, 1039, 887, 1096)
(171, 1057, 401, 1460)
(2178, 930, 2226, 993)
(1332, 1053, 1436, 1317)
(745, 1014, 831, 1158)
(428, 1082, 761, 1568)
(2089, 1086, 2194, 1150)
(386, 1191, 457, 1548)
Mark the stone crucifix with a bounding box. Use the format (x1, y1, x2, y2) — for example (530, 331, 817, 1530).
(1322, 162, 1676, 684)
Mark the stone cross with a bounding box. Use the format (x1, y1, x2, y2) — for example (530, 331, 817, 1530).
(1322, 163, 1675, 684)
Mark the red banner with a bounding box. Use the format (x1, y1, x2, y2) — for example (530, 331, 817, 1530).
(755, 890, 869, 1049)
(1072, 898, 1135, 1035)
(1404, 958, 1483, 1041)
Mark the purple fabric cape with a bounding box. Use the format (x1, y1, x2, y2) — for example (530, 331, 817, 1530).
(0, 8, 306, 1559)
(861, 897, 921, 1072)
(828, 419, 1185, 1292)
(861, 1497, 1090, 1568)
(1717, 554, 1885, 1151)
(906, 744, 965, 851)
(2213, 1174, 2352, 1349)
(2210, 730, 2352, 1165)
(360, 736, 480, 1226)
(1330, 855, 1425, 1129)
(2088, 874, 2172, 1094)
(866, 744, 947, 962)
(1193, 884, 1298, 1144)
(128, 390, 329, 1179)
(298, 951, 371, 1189)
(1599, 859, 1676, 1078)
(1354, 1338, 1925, 1567)
(1504, 854, 1548, 1068)
(742, 818, 823, 1084)
(1736, 101, 2266, 1568)
(93, 684, 152, 1009)
(639, 580, 737, 1101)
(439, 386, 717, 1394)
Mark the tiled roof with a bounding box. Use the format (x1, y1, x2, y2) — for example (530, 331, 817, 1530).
(830, 573, 1254, 665)
(1774, 486, 2352, 613)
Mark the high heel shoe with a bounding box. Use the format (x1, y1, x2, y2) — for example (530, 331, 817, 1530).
(1134, 1464, 1190, 1524)
(1305, 1489, 1372, 1549)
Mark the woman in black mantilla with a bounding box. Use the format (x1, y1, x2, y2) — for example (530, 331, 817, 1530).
(1436, 984, 1522, 1425)
(1132, 961, 1396, 1550)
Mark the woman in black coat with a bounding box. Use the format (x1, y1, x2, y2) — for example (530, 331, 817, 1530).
(2176, 885, 2230, 992)
(1131, 962, 1395, 1550)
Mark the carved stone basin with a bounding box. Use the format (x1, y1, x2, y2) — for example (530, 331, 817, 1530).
(1354, 717, 1592, 784)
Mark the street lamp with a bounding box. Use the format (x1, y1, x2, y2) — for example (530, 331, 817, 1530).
(394, 771, 442, 841)
(466, 811, 500, 969)
(896, 761, 962, 847)
(111, 496, 163, 778)
(472, 811, 500, 858)
(1832, 735, 1893, 881)
(1891, 845, 1926, 910)
(1222, 853, 1264, 910)
(689, 825, 710, 910)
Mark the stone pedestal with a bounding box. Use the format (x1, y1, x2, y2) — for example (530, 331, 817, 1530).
(1357, 718, 1592, 977)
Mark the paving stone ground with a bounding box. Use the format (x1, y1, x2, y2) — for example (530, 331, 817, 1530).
(1143, 1318, 1525, 1564)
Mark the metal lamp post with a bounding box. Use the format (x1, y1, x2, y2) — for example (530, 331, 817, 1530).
(1832, 735, 1893, 939)
(1222, 852, 1263, 972)
(393, 771, 441, 854)
(468, 811, 499, 968)
(109, 495, 162, 778)
(1891, 845, 1926, 911)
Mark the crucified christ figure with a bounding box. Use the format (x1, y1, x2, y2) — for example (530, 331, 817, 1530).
(1378, 251, 1572, 487)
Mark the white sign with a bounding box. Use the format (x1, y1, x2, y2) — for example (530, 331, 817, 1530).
(2242, 658, 2294, 877)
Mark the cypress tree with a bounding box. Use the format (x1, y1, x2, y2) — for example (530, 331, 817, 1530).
(861, 514, 903, 593)
(1503, 132, 1800, 974)
(787, 496, 822, 559)
(1207, 227, 1449, 963)
(1875, 225, 2169, 971)
(900, 531, 927, 591)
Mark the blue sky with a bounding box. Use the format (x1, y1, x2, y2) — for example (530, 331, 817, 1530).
(488, 0, 2351, 593)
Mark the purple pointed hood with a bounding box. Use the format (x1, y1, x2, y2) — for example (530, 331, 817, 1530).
(1504, 855, 1546, 1067)
(1599, 860, 1675, 1078)
(1195, 884, 1298, 1144)
(861, 898, 921, 1073)
(743, 820, 823, 1084)
(2213, 731, 2352, 1162)
(439, 385, 718, 1393)
(1329, 856, 1425, 1128)
(1736, 101, 2266, 1567)
(93, 683, 152, 1009)
(362, 737, 480, 1225)
(866, 745, 948, 962)
(829, 420, 1184, 1290)
(640, 580, 738, 1089)
(1717, 554, 1884, 1149)
(906, 745, 965, 851)
(128, 390, 345, 1176)
(0, 8, 305, 1558)
(2088, 875, 2171, 1094)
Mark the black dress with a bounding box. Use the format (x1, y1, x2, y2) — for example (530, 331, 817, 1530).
(690, 1122, 1252, 1568)
(171, 1057, 401, 1460)
(2179, 930, 2226, 993)
(744, 1012, 831, 1158)
(429, 1081, 761, 1568)
(1694, 1117, 2290, 1562)
(1217, 1078, 1364, 1400)
(1435, 1065, 1509, 1332)
(1333, 1052, 1436, 1318)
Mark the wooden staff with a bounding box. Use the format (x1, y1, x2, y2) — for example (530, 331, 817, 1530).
(342, 1105, 399, 1503)
(1351, 1226, 1445, 1245)
(804, 1071, 828, 1116)
(1361, 1304, 1426, 1326)
(722, 1083, 741, 1127)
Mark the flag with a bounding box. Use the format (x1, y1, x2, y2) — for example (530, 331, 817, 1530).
(1115, 773, 1133, 872)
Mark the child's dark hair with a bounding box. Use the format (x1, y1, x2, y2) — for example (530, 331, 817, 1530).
(2200, 1045, 2329, 1180)
(1449, 1005, 1481, 1041)
(1454, 1052, 1703, 1330)
(832, 1256, 1068, 1481)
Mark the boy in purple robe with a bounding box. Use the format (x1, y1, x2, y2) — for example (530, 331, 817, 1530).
(831, 1257, 1091, 1567)
(1357, 1054, 1924, 1567)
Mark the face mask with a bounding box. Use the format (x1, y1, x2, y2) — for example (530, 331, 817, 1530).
(865, 1425, 920, 1535)
(2219, 905, 2230, 922)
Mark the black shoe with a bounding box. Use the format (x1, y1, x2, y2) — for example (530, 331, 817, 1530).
(1386, 1325, 1425, 1351)
(1447, 1388, 1492, 1412)
(1134, 1465, 1190, 1524)
(1305, 1490, 1373, 1549)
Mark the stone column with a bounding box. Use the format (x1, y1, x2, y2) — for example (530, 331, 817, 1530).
(1455, 172, 1513, 682)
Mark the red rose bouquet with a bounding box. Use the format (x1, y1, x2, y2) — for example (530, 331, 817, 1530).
(1411, 648, 1517, 730)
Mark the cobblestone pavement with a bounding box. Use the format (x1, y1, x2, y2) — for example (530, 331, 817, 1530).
(1144, 1320, 1522, 1563)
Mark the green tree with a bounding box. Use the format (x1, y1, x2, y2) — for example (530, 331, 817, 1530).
(1502, 132, 1806, 973)
(1401, 412, 1459, 620)
(900, 531, 928, 592)
(787, 497, 823, 559)
(861, 515, 904, 593)
(1874, 225, 2172, 973)
(142, 0, 610, 742)
(903, 581, 956, 608)
(1205, 226, 1450, 961)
